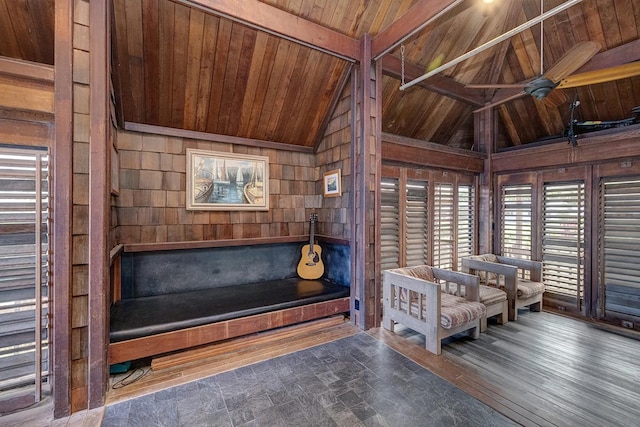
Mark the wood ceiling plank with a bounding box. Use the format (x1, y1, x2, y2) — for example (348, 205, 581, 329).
(112, 0, 135, 123)
(236, 31, 269, 138)
(158, 0, 175, 126)
(214, 22, 244, 133)
(243, 35, 279, 138)
(485, 0, 524, 86)
(178, 0, 360, 60)
(225, 28, 258, 136)
(295, 57, 346, 147)
(0, 1, 22, 60)
(205, 18, 232, 132)
(596, 0, 623, 49)
(183, 8, 206, 130)
(170, 3, 190, 129)
(272, 45, 313, 143)
(613, 0, 638, 42)
(125, 0, 145, 121)
(142, 0, 160, 125)
(254, 39, 291, 138)
(194, 14, 219, 130)
(28, 0, 54, 64)
(264, 42, 302, 140)
(372, 0, 462, 59)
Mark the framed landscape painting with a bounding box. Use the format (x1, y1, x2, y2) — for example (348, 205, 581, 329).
(186, 149, 269, 211)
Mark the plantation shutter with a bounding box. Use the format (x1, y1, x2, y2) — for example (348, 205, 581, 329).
(405, 180, 428, 267)
(501, 184, 532, 259)
(380, 178, 400, 270)
(542, 182, 585, 306)
(600, 178, 640, 319)
(434, 183, 454, 269)
(0, 147, 49, 403)
(457, 184, 474, 270)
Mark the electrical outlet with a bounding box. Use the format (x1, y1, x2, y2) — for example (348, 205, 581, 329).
(621, 320, 634, 329)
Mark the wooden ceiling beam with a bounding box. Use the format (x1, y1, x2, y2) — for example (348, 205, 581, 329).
(177, 0, 360, 61)
(381, 54, 484, 106)
(371, 0, 466, 60)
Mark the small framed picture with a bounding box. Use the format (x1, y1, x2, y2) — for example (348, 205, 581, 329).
(323, 169, 342, 197)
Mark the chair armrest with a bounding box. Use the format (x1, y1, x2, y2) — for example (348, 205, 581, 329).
(432, 267, 480, 302)
(496, 256, 543, 282)
(461, 258, 518, 302)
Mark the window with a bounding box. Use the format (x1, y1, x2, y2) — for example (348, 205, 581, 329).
(0, 147, 50, 404)
(542, 182, 585, 308)
(380, 178, 400, 270)
(501, 184, 532, 260)
(380, 169, 475, 272)
(457, 185, 474, 270)
(433, 183, 454, 269)
(405, 180, 428, 267)
(600, 178, 640, 320)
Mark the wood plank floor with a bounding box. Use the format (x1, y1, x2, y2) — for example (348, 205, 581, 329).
(7, 311, 639, 426)
(369, 310, 640, 427)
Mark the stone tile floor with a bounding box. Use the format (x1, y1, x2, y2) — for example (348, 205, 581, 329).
(101, 333, 516, 426)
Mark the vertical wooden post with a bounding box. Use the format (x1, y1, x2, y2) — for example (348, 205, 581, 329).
(88, 0, 110, 408)
(474, 108, 496, 255)
(351, 34, 379, 329)
(53, 0, 73, 418)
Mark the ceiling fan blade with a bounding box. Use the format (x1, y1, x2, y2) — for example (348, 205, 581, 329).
(557, 61, 640, 89)
(544, 41, 601, 82)
(466, 83, 526, 89)
(473, 91, 526, 113)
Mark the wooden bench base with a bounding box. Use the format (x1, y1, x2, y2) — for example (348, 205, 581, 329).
(108, 297, 350, 365)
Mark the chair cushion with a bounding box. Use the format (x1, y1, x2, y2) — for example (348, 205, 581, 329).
(403, 294, 485, 330)
(403, 265, 436, 282)
(469, 254, 499, 281)
(516, 279, 546, 298)
(440, 293, 486, 329)
(478, 285, 507, 305)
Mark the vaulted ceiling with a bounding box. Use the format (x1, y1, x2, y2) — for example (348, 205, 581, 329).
(2, 0, 639, 150)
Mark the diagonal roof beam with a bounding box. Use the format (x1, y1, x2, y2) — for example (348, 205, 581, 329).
(381, 55, 484, 106)
(179, 0, 361, 61)
(371, 0, 466, 60)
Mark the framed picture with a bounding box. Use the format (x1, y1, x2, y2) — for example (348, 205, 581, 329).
(323, 169, 342, 197)
(186, 149, 269, 211)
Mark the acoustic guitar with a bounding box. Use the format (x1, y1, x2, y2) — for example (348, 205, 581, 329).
(297, 213, 324, 279)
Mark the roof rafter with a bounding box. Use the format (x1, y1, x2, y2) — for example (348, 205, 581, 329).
(178, 0, 361, 61)
(381, 54, 484, 106)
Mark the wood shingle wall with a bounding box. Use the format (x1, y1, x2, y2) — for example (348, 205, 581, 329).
(115, 130, 321, 244)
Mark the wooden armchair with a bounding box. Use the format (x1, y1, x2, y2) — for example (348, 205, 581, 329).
(382, 265, 486, 355)
(462, 254, 545, 321)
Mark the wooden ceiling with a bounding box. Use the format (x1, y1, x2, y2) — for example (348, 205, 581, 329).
(2, 0, 640, 150)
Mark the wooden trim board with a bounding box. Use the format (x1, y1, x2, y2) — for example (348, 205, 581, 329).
(108, 297, 350, 364)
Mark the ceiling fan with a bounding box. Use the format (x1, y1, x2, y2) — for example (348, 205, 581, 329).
(469, 41, 640, 112)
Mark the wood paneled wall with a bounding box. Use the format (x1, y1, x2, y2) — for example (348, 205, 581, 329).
(115, 129, 321, 244)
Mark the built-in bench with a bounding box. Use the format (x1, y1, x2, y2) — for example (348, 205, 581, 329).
(108, 238, 350, 365)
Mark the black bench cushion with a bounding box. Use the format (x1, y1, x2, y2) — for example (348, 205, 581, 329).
(109, 278, 349, 343)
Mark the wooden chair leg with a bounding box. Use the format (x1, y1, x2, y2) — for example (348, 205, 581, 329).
(497, 301, 508, 325)
(480, 316, 488, 333)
